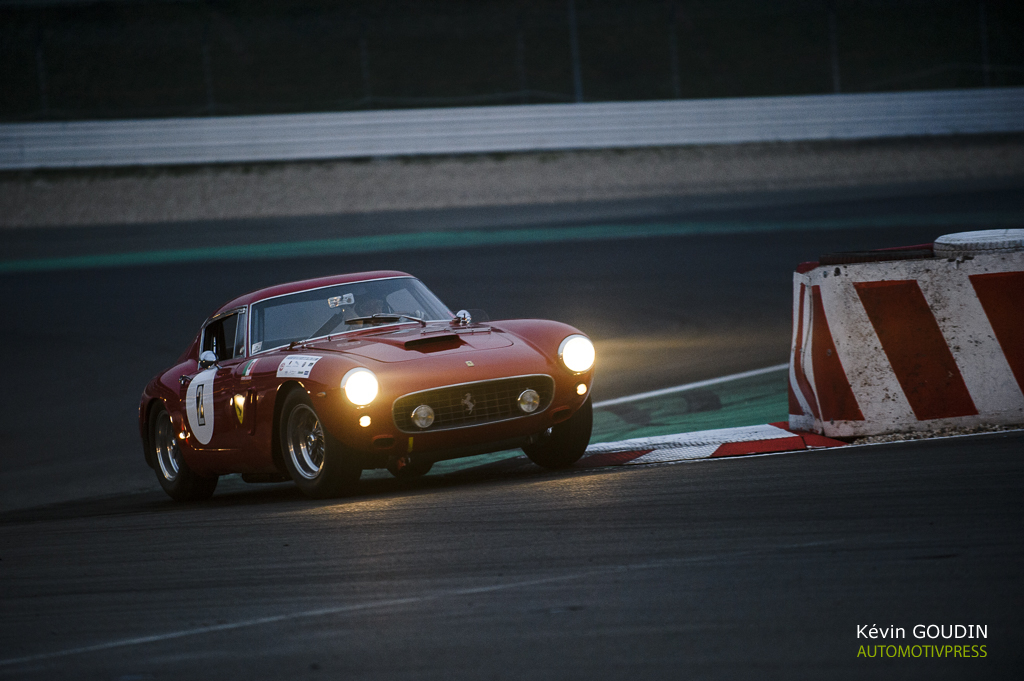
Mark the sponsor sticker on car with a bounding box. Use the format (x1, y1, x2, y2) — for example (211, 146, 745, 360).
(240, 358, 258, 380)
(276, 355, 322, 379)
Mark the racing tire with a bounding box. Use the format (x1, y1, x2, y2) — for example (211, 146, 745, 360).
(150, 404, 218, 502)
(386, 457, 434, 480)
(279, 390, 361, 499)
(523, 397, 593, 470)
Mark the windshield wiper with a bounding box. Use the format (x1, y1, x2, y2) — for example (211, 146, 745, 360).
(345, 314, 426, 327)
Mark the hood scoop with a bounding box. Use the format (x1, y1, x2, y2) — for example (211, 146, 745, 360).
(403, 332, 462, 351)
(338, 325, 513, 363)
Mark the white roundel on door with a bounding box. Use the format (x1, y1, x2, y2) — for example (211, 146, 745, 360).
(185, 368, 217, 445)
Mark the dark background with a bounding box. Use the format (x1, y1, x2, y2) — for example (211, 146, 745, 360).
(2, 0, 1023, 122)
(1, 3, 1022, 676)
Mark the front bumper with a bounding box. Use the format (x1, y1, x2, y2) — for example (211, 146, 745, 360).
(315, 372, 591, 468)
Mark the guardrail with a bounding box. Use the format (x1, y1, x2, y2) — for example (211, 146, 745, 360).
(1, 88, 1022, 170)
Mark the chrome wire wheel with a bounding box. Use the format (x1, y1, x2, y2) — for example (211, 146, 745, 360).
(286, 403, 326, 480)
(155, 412, 182, 482)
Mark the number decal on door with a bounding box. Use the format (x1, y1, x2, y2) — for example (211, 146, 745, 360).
(196, 384, 206, 426)
(185, 368, 216, 445)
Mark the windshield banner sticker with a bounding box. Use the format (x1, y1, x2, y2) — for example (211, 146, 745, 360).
(276, 355, 322, 379)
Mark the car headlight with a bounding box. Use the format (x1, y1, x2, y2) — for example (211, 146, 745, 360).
(411, 405, 435, 429)
(342, 368, 379, 406)
(518, 389, 541, 413)
(559, 335, 595, 373)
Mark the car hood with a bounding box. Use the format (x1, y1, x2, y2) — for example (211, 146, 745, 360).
(318, 324, 514, 363)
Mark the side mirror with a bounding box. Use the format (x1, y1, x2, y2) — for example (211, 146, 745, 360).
(199, 350, 219, 370)
(450, 309, 490, 327)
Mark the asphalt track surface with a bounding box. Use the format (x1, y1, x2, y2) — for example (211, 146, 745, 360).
(1, 433, 1021, 680)
(1, 179, 1023, 678)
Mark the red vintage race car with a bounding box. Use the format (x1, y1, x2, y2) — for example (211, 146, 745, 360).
(139, 271, 595, 500)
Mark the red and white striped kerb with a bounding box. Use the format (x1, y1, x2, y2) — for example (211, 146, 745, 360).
(582, 423, 844, 466)
(789, 235, 1024, 438)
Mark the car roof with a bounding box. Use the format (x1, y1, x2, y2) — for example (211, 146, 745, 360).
(209, 270, 414, 319)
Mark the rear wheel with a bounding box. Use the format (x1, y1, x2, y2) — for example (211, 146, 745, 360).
(523, 397, 593, 469)
(280, 390, 361, 499)
(151, 404, 218, 501)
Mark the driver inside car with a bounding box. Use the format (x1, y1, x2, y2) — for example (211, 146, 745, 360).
(355, 296, 384, 317)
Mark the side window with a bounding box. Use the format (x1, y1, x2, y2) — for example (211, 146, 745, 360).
(201, 312, 245, 361)
(232, 311, 247, 359)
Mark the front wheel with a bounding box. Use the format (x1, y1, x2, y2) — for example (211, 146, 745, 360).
(150, 404, 218, 502)
(280, 390, 361, 499)
(523, 397, 593, 469)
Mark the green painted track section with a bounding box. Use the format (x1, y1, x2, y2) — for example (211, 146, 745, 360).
(363, 365, 791, 479)
(589, 366, 789, 443)
(2, 211, 1022, 273)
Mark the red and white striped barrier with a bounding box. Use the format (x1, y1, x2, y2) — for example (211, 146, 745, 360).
(581, 423, 845, 466)
(789, 231, 1024, 438)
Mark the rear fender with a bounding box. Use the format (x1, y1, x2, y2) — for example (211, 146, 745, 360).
(140, 398, 164, 470)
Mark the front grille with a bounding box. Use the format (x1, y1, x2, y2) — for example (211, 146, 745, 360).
(393, 374, 554, 433)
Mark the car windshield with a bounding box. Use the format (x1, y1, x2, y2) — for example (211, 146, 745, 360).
(249, 277, 452, 354)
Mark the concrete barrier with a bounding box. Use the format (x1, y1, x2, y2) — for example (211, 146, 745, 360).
(789, 230, 1024, 438)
